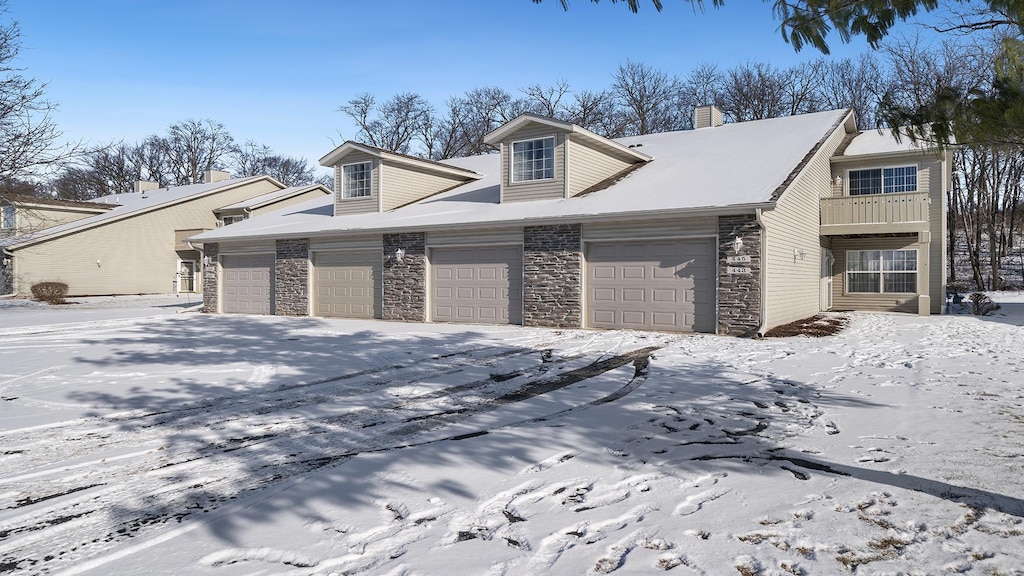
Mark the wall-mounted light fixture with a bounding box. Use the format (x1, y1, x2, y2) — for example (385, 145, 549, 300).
(1, 258, 10, 266)
(732, 236, 744, 254)
(202, 256, 212, 266)
(834, 175, 842, 186)
(793, 248, 807, 260)
(395, 248, 406, 264)
(96, 259, 102, 267)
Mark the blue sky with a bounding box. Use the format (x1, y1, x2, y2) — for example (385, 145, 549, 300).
(8, 0, 918, 178)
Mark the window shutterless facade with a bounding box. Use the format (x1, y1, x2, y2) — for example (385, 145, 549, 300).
(511, 136, 555, 183)
(1, 205, 13, 229)
(342, 161, 373, 198)
(846, 249, 918, 293)
(222, 215, 246, 225)
(848, 166, 917, 195)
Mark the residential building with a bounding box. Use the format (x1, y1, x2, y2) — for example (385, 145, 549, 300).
(191, 108, 949, 335)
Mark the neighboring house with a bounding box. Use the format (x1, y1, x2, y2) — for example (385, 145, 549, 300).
(191, 107, 950, 335)
(1, 170, 331, 297)
(0, 194, 115, 240)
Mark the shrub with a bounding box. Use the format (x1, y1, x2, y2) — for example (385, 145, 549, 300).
(30, 281, 69, 304)
(962, 292, 1000, 316)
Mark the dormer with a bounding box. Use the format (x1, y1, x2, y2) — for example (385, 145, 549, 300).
(319, 142, 483, 216)
(483, 114, 652, 203)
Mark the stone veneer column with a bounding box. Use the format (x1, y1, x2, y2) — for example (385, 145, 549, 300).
(717, 215, 763, 337)
(523, 224, 582, 328)
(383, 232, 426, 321)
(275, 239, 309, 316)
(201, 243, 219, 313)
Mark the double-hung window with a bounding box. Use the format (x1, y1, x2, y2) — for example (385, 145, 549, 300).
(511, 136, 555, 182)
(848, 166, 917, 195)
(846, 249, 918, 293)
(342, 161, 373, 198)
(1, 205, 13, 229)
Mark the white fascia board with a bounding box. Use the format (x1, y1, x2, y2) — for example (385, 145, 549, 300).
(319, 141, 382, 167)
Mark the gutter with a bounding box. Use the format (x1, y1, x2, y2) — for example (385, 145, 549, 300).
(189, 201, 779, 245)
(755, 207, 769, 338)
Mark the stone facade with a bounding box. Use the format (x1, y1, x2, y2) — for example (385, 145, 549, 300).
(201, 243, 219, 313)
(382, 232, 426, 321)
(717, 214, 763, 337)
(275, 238, 309, 316)
(523, 224, 582, 328)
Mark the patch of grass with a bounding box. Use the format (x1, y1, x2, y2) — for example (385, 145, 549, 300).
(765, 315, 848, 338)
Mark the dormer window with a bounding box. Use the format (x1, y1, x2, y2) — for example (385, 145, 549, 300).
(848, 166, 917, 195)
(511, 136, 555, 183)
(342, 161, 373, 198)
(222, 215, 246, 225)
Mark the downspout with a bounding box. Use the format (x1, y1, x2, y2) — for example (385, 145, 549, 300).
(1, 247, 15, 297)
(755, 208, 769, 337)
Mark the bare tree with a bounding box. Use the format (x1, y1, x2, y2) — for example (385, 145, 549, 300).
(819, 54, 885, 128)
(161, 119, 235, 185)
(231, 140, 314, 186)
(611, 60, 687, 135)
(339, 92, 433, 154)
(565, 89, 629, 137)
(522, 79, 572, 118)
(0, 1, 79, 198)
(679, 61, 725, 126)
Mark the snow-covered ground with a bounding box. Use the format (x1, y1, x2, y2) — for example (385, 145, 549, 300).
(1, 297, 1023, 575)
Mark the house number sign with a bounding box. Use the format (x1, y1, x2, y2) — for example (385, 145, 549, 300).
(726, 255, 751, 264)
(727, 266, 751, 275)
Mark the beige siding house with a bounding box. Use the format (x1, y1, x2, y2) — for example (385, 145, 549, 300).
(1, 173, 330, 297)
(192, 108, 950, 336)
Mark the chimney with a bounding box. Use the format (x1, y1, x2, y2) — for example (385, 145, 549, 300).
(203, 170, 231, 183)
(694, 105, 724, 129)
(133, 180, 159, 193)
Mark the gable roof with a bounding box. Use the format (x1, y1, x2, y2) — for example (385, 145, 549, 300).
(318, 141, 484, 180)
(2, 176, 283, 250)
(483, 113, 653, 163)
(215, 184, 332, 213)
(193, 109, 851, 243)
(833, 127, 939, 161)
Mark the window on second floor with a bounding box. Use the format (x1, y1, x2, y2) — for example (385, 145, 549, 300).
(511, 136, 555, 183)
(342, 161, 373, 198)
(848, 166, 917, 195)
(222, 215, 246, 225)
(1, 205, 14, 229)
(846, 249, 918, 293)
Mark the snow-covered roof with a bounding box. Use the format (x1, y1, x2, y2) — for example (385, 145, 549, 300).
(193, 110, 851, 243)
(215, 184, 330, 212)
(2, 176, 277, 249)
(839, 127, 934, 158)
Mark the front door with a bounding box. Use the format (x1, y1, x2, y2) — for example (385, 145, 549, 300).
(178, 260, 197, 293)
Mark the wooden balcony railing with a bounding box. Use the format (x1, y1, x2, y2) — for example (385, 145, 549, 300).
(820, 192, 930, 234)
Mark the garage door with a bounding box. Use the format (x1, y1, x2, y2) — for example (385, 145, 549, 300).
(586, 239, 715, 332)
(431, 246, 523, 324)
(313, 250, 380, 318)
(222, 254, 274, 314)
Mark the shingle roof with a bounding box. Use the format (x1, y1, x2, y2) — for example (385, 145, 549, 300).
(194, 110, 853, 243)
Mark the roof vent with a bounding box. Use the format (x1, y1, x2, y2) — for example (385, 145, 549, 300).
(694, 105, 724, 129)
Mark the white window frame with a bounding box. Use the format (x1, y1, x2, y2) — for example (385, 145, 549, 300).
(510, 135, 556, 183)
(222, 214, 246, 225)
(341, 161, 373, 199)
(1, 205, 14, 229)
(846, 165, 918, 196)
(845, 249, 918, 294)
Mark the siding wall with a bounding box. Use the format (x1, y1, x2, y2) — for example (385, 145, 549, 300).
(760, 121, 849, 330)
(426, 228, 524, 246)
(333, 151, 380, 215)
(250, 188, 330, 217)
(831, 155, 946, 314)
(830, 235, 921, 313)
(566, 136, 633, 197)
(380, 163, 465, 211)
(12, 179, 281, 296)
(582, 217, 717, 240)
(18, 205, 105, 234)
(500, 125, 567, 203)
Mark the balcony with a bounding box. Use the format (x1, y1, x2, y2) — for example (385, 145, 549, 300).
(820, 192, 930, 235)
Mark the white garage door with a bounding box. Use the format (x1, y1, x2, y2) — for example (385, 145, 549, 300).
(222, 254, 274, 314)
(586, 239, 716, 332)
(431, 246, 523, 325)
(314, 250, 380, 319)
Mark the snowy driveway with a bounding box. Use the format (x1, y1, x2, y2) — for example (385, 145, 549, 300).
(1, 303, 1023, 575)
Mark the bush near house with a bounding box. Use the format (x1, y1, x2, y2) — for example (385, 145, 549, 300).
(963, 292, 1001, 316)
(30, 281, 69, 304)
